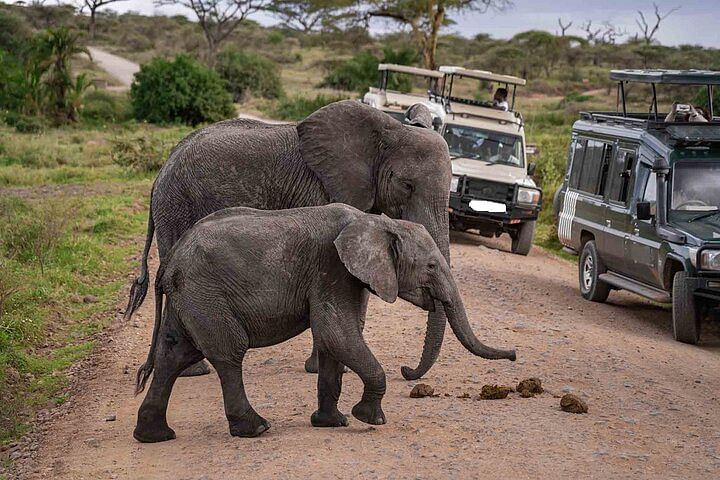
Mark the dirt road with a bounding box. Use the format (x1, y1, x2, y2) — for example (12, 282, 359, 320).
(6, 233, 720, 479)
(86, 47, 140, 90)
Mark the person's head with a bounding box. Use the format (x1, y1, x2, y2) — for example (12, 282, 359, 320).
(494, 88, 508, 102)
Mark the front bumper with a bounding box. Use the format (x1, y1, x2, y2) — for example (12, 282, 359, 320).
(689, 275, 720, 303)
(448, 176, 541, 230)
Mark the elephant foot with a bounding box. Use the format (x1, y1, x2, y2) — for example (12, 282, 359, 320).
(352, 400, 386, 425)
(133, 421, 176, 443)
(229, 413, 271, 438)
(311, 409, 349, 428)
(179, 360, 211, 377)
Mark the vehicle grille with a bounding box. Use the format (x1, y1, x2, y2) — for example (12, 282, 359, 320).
(461, 178, 514, 203)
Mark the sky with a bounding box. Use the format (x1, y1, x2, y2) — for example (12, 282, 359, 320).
(16, 0, 720, 48)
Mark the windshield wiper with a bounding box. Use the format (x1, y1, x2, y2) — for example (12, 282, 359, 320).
(688, 210, 720, 223)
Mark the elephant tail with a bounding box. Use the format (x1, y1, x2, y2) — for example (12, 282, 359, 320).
(124, 194, 155, 321)
(135, 272, 164, 396)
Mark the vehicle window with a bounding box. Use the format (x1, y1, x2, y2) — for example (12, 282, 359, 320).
(671, 161, 720, 211)
(443, 124, 524, 167)
(568, 138, 586, 188)
(596, 144, 613, 195)
(607, 150, 635, 204)
(577, 140, 602, 193)
(643, 171, 657, 203)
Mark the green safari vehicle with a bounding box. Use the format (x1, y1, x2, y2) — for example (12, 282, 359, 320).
(553, 69, 720, 344)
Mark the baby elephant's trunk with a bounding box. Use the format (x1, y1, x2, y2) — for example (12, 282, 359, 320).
(135, 277, 164, 395)
(442, 275, 516, 361)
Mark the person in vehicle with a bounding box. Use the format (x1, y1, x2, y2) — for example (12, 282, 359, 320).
(489, 142, 520, 166)
(664, 102, 708, 123)
(492, 88, 509, 111)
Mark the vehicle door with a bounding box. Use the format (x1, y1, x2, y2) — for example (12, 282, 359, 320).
(601, 144, 636, 272)
(625, 159, 663, 287)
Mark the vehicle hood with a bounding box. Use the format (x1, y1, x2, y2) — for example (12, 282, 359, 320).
(670, 215, 720, 242)
(451, 157, 536, 187)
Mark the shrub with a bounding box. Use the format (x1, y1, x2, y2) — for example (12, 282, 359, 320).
(81, 89, 132, 124)
(130, 54, 235, 126)
(320, 47, 417, 94)
(3, 113, 47, 133)
(215, 50, 284, 101)
(110, 133, 174, 173)
(272, 94, 347, 121)
(0, 10, 32, 56)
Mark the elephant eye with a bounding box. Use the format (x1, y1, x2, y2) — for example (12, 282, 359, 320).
(401, 180, 414, 193)
(427, 262, 436, 270)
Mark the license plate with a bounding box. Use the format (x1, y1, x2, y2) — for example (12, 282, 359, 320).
(469, 200, 506, 213)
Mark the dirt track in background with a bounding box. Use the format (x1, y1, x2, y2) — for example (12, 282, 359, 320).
(7, 232, 720, 479)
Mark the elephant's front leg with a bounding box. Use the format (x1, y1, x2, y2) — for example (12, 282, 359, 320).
(311, 351, 349, 427)
(305, 290, 369, 374)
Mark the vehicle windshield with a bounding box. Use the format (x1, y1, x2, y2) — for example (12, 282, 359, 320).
(443, 124, 524, 167)
(671, 161, 720, 213)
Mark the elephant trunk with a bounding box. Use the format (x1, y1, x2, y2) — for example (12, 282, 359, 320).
(442, 273, 516, 361)
(401, 200, 451, 380)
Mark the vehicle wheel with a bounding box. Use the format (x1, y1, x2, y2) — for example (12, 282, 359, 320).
(578, 240, 611, 303)
(511, 221, 535, 256)
(672, 270, 701, 344)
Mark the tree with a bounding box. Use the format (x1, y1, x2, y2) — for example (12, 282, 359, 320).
(269, 0, 353, 32)
(77, 0, 129, 40)
(155, 0, 273, 67)
(556, 18, 572, 37)
(635, 2, 679, 45)
(363, 0, 512, 70)
(33, 27, 91, 123)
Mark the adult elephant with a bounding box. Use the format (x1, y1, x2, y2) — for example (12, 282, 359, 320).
(125, 100, 459, 380)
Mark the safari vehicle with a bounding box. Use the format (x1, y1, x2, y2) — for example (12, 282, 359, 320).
(554, 69, 720, 344)
(362, 63, 446, 129)
(440, 66, 541, 255)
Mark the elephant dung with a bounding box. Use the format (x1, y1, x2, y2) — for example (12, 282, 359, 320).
(477, 384, 513, 400)
(560, 394, 588, 414)
(517, 378, 544, 398)
(409, 384, 435, 398)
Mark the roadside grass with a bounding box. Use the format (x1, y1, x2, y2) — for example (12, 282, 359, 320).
(0, 124, 190, 187)
(0, 188, 151, 444)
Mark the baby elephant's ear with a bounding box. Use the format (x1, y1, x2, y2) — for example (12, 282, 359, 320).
(334, 215, 400, 303)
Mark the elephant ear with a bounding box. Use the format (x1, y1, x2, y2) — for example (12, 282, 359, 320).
(334, 214, 400, 303)
(298, 100, 402, 211)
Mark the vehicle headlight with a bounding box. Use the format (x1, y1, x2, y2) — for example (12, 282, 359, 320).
(450, 175, 460, 192)
(699, 249, 720, 271)
(516, 186, 541, 206)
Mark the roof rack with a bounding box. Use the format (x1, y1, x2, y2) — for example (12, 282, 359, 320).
(439, 66, 526, 113)
(610, 68, 719, 120)
(579, 111, 647, 128)
(378, 64, 445, 79)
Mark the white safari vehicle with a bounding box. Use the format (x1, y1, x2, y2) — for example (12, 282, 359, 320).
(439, 66, 542, 255)
(362, 63, 446, 129)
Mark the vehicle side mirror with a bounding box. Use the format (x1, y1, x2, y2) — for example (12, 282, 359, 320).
(527, 162, 536, 176)
(637, 201, 653, 221)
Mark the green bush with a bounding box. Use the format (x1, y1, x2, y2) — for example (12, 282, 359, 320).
(0, 10, 32, 56)
(81, 89, 132, 124)
(4, 113, 47, 133)
(272, 94, 347, 121)
(320, 47, 417, 94)
(110, 132, 174, 173)
(215, 50, 284, 101)
(130, 54, 235, 126)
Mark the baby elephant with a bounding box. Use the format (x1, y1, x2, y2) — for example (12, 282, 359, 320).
(133, 204, 515, 442)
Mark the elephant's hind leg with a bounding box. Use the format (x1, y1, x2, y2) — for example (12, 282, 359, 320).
(134, 306, 203, 443)
(311, 351, 349, 428)
(212, 358, 270, 438)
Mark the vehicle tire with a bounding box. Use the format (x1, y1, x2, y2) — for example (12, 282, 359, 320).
(578, 240, 611, 303)
(511, 221, 535, 256)
(672, 270, 701, 344)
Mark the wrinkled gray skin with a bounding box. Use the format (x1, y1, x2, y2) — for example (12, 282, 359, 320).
(125, 100, 459, 380)
(133, 205, 516, 442)
(405, 103, 434, 129)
